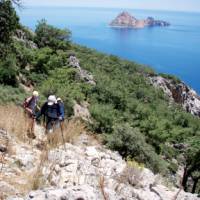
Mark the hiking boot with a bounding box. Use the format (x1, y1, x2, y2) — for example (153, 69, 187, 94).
(27, 130, 36, 139)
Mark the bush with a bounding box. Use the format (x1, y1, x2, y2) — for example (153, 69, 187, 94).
(0, 55, 18, 86)
(13, 40, 34, 69)
(159, 73, 181, 84)
(33, 47, 53, 74)
(35, 19, 71, 50)
(0, 85, 25, 104)
(105, 124, 168, 174)
(39, 67, 87, 116)
(90, 103, 118, 133)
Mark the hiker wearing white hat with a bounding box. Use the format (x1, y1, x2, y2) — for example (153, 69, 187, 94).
(23, 90, 40, 139)
(47, 95, 57, 106)
(36, 95, 61, 133)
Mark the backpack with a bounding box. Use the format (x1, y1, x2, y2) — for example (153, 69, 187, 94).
(23, 96, 33, 109)
(46, 103, 60, 119)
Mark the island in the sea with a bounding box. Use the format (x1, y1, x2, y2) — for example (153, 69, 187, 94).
(110, 11, 170, 28)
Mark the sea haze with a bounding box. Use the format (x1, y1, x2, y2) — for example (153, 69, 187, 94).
(18, 7, 200, 93)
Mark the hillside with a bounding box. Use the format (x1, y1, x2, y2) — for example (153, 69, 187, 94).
(0, 1, 200, 198)
(0, 109, 199, 200)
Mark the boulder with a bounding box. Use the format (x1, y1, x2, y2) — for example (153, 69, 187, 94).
(73, 101, 91, 122)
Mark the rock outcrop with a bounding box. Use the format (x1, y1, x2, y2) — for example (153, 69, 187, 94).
(110, 11, 170, 28)
(14, 29, 38, 49)
(1, 123, 199, 200)
(150, 76, 200, 117)
(68, 55, 96, 85)
(73, 101, 91, 122)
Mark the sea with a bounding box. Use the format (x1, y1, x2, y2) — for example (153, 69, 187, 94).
(17, 7, 200, 93)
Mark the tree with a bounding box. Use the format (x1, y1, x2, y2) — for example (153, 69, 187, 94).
(0, 0, 19, 44)
(182, 138, 200, 193)
(35, 19, 71, 50)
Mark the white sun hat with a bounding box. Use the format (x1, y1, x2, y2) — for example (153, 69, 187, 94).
(33, 91, 39, 97)
(47, 95, 57, 106)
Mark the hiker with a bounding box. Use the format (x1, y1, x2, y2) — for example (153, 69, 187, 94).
(57, 97, 65, 133)
(57, 97, 65, 121)
(24, 91, 39, 138)
(36, 95, 61, 134)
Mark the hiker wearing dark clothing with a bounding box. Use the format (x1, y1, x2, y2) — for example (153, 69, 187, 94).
(36, 95, 61, 133)
(57, 97, 65, 135)
(24, 91, 39, 139)
(57, 97, 65, 121)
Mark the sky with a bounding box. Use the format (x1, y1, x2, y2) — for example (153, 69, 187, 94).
(25, 0, 200, 12)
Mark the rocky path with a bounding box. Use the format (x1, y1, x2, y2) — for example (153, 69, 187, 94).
(0, 123, 199, 200)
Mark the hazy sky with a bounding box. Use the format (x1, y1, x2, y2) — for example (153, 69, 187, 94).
(25, 0, 200, 12)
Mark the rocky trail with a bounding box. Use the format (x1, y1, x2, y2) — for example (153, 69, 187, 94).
(0, 118, 199, 200)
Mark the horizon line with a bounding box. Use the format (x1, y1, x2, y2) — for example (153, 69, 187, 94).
(20, 5, 200, 14)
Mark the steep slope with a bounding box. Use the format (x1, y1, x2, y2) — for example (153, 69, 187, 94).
(1, 117, 199, 200)
(1, 3, 200, 194)
(150, 75, 200, 117)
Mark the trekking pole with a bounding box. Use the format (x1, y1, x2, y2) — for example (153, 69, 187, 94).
(60, 121, 66, 151)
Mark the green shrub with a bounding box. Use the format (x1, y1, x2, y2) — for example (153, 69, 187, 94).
(0, 55, 18, 86)
(33, 47, 53, 74)
(90, 103, 118, 133)
(105, 124, 168, 174)
(35, 19, 71, 50)
(13, 40, 34, 68)
(159, 73, 181, 84)
(0, 84, 26, 104)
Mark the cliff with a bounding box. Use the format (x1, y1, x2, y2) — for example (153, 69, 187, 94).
(110, 11, 170, 28)
(150, 75, 200, 117)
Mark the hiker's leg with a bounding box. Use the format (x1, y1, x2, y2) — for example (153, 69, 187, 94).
(30, 118, 36, 135)
(46, 117, 53, 134)
(60, 120, 64, 133)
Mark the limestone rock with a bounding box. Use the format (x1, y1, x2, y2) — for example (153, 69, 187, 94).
(2, 125, 199, 200)
(14, 29, 37, 49)
(0, 129, 9, 152)
(68, 56, 96, 85)
(73, 101, 91, 122)
(150, 75, 200, 117)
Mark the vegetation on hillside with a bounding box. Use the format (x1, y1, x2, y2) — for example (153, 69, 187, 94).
(0, 0, 200, 194)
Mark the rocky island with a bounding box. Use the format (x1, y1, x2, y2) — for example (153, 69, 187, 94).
(110, 11, 170, 28)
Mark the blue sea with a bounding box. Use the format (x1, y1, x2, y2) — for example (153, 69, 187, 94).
(17, 7, 200, 93)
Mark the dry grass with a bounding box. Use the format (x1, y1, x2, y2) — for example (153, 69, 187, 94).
(99, 176, 108, 200)
(115, 159, 144, 189)
(0, 105, 90, 195)
(0, 105, 28, 142)
(29, 150, 48, 191)
(47, 118, 86, 149)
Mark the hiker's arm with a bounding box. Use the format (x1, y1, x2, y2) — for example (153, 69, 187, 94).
(58, 104, 65, 120)
(36, 104, 40, 111)
(36, 103, 46, 119)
